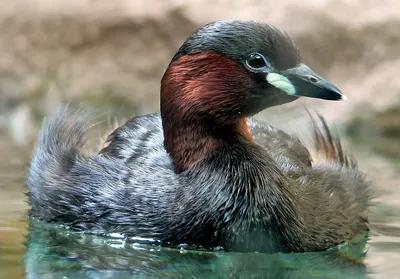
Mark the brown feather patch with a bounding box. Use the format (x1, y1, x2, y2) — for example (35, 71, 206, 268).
(234, 118, 255, 143)
(309, 114, 356, 168)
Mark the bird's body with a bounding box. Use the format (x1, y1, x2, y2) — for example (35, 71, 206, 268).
(28, 20, 372, 253)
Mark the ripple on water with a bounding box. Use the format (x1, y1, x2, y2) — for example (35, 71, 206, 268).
(0, 131, 399, 278)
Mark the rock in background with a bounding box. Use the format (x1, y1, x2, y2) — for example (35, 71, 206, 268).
(0, 3, 399, 278)
(0, 0, 399, 154)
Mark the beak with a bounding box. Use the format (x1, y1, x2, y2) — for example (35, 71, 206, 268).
(267, 64, 346, 101)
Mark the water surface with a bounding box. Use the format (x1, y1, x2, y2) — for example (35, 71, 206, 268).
(0, 125, 399, 279)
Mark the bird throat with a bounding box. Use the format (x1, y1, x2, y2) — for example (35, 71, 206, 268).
(160, 53, 255, 172)
(162, 116, 254, 173)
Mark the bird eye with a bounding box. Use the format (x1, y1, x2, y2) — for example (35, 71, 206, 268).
(246, 53, 269, 69)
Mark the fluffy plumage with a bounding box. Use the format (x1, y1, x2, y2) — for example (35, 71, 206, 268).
(28, 107, 371, 252)
(27, 20, 372, 253)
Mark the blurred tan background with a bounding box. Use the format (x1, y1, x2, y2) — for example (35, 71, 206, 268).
(0, 0, 399, 150)
(0, 1, 399, 278)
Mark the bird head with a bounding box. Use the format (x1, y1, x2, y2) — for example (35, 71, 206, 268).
(161, 20, 344, 125)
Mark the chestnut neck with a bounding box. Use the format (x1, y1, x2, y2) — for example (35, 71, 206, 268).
(160, 53, 255, 173)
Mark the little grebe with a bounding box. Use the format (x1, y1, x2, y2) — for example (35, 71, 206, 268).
(28, 20, 372, 253)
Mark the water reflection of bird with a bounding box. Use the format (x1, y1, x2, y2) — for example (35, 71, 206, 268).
(27, 20, 372, 253)
(25, 219, 368, 279)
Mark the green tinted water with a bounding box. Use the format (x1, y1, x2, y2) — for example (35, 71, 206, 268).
(0, 129, 399, 279)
